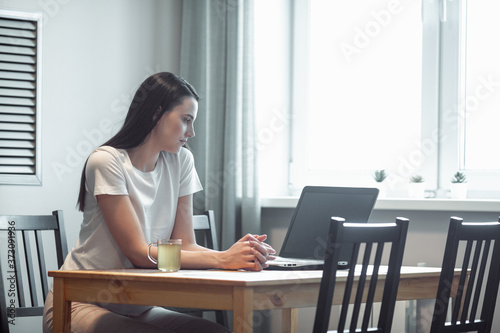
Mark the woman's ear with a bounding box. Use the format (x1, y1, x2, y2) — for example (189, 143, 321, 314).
(153, 105, 162, 121)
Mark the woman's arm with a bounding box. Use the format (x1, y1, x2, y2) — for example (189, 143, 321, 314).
(97, 192, 275, 271)
(97, 194, 157, 268)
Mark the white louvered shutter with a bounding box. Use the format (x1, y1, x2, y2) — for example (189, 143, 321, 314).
(0, 10, 42, 185)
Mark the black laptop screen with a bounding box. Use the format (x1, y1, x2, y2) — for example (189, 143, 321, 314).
(279, 186, 379, 260)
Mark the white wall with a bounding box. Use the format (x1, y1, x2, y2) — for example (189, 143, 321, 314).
(0, 1, 182, 331)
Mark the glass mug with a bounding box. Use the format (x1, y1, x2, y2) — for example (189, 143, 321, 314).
(147, 239, 182, 272)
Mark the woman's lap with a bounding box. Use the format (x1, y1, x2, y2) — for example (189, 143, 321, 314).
(43, 291, 231, 333)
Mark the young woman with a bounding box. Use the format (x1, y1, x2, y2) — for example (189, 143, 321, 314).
(43, 72, 275, 333)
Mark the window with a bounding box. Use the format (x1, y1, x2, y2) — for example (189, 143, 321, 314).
(457, 0, 500, 194)
(462, 1, 500, 170)
(256, 0, 500, 198)
(438, 0, 500, 197)
(0, 10, 42, 185)
(290, 0, 423, 194)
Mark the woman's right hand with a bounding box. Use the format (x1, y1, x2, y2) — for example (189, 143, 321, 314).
(219, 234, 276, 271)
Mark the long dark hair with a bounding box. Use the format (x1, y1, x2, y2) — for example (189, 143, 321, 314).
(77, 72, 199, 211)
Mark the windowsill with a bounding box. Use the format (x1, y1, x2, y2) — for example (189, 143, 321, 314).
(261, 197, 500, 212)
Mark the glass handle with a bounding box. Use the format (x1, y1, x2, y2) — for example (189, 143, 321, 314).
(147, 243, 157, 264)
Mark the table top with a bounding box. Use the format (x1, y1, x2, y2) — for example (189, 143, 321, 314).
(49, 266, 443, 287)
(49, 265, 450, 333)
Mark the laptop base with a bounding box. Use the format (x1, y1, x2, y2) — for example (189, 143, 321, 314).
(266, 260, 349, 271)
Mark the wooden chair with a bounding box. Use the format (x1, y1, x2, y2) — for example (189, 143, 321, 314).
(166, 210, 229, 328)
(313, 216, 409, 333)
(430, 217, 500, 333)
(0, 210, 68, 333)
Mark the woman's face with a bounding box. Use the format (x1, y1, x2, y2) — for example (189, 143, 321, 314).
(151, 97, 198, 153)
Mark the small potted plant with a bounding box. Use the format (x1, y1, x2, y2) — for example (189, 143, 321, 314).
(372, 170, 388, 197)
(373, 170, 388, 183)
(450, 171, 467, 199)
(409, 174, 425, 198)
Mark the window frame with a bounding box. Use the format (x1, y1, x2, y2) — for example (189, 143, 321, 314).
(289, 0, 438, 196)
(444, 0, 500, 197)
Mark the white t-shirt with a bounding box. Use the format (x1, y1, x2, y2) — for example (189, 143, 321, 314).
(59, 146, 202, 314)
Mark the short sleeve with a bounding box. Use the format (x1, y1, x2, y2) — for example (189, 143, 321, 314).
(178, 148, 203, 197)
(85, 148, 128, 196)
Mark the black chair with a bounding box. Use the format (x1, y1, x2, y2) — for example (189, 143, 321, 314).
(313, 216, 409, 333)
(166, 210, 229, 328)
(192, 210, 220, 252)
(0, 210, 68, 333)
(430, 217, 500, 333)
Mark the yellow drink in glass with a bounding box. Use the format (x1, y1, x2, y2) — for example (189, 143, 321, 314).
(157, 241, 181, 272)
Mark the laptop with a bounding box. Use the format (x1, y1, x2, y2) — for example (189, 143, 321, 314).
(266, 186, 379, 270)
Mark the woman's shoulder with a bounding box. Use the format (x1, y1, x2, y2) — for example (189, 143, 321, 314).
(87, 146, 127, 168)
(178, 147, 195, 160)
(160, 147, 194, 163)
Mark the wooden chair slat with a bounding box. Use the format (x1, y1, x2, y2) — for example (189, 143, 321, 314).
(35, 230, 49, 299)
(13, 232, 26, 308)
(22, 231, 39, 307)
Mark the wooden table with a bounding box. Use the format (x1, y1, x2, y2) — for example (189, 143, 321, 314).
(49, 266, 456, 333)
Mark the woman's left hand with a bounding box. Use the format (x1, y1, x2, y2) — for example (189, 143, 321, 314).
(238, 234, 277, 268)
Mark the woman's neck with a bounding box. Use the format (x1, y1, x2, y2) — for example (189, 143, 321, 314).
(127, 145, 160, 172)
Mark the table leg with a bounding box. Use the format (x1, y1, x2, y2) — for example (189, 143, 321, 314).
(282, 308, 298, 333)
(52, 277, 71, 333)
(233, 287, 253, 333)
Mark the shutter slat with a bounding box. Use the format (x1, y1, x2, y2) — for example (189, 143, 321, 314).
(0, 123, 35, 131)
(0, 27, 36, 39)
(0, 165, 35, 174)
(0, 10, 40, 183)
(0, 140, 35, 149)
(0, 148, 34, 157)
(0, 97, 35, 106)
(0, 88, 35, 98)
(0, 114, 34, 123)
(0, 19, 36, 31)
(0, 70, 35, 81)
(0, 156, 34, 165)
(0, 105, 35, 115)
(0, 131, 34, 140)
(0, 44, 35, 56)
(0, 36, 36, 48)
(0, 79, 35, 89)
(0, 53, 36, 64)
(0, 62, 36, 73)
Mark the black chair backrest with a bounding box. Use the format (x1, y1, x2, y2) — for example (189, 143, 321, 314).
(193, 210, 219, 251)
(189, 210, 228, 328)
(430, 217, 500, 333)
(313, 216, 409, 333)
(0, 210, 68, 333)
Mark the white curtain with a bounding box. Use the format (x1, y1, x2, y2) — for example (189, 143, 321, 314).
(180, 0, 260, 249)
